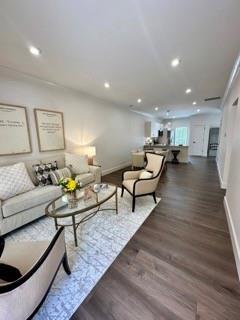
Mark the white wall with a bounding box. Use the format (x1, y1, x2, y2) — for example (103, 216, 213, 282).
(0, 71, 148, 174)
(218, 72, 240, 188)
(217, 68, 240, 278)
(162, 113, 221, 156)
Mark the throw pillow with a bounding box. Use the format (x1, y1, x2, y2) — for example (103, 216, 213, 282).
(0, 162, 35, 201)
(65, 153, 89, 174)
(139, 170, 153, 179)
(33, 161, 58, 186)
(50, 167, 72, 185)
(0, 263, 22, 282)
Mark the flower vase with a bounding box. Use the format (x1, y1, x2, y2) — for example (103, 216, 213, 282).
(67, 191, 78, 209)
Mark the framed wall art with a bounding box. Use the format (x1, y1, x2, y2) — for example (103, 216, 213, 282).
(0, 103, 32, 155)
(34, 108, 65, 152)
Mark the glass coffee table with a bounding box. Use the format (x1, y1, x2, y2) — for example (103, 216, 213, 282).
(45, 184, 118, 246)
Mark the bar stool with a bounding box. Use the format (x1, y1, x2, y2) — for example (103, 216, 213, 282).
(171, 150, 180, 164)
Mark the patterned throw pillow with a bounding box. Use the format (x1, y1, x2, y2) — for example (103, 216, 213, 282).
(0, 162, 35, 201)
(50, 167, 72, 185)
(33, 161, 58, 186)
(65, 153, 89, 174)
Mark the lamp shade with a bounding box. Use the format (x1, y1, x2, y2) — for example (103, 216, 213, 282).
(78, 146, 96, 158)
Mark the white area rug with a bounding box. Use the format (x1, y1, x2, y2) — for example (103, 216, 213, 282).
(6, 188, 160, 320)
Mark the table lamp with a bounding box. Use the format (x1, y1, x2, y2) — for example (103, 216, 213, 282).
(78, 146, 96, 165)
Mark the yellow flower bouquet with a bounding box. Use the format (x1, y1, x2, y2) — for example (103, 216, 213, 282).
(58, 178, 82, 208)
(58, 177, 82, 193)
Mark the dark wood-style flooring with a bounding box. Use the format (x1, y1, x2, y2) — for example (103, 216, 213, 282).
(72, 157, 240, 320)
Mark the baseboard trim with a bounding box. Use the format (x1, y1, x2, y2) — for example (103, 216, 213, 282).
(216, 160, 227, 189)
(224, 196, 240, 280)
(102, 162, 131, 176)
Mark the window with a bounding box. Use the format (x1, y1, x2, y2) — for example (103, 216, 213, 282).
(174, 127, 188, 146)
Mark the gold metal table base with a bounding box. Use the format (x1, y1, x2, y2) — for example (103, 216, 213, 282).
(54, 191, 118, 247)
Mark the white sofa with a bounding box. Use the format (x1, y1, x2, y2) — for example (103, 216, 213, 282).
(0, 154, 101, 236)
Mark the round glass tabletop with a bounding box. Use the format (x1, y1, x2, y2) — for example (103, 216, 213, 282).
(45, 184, 117, 218)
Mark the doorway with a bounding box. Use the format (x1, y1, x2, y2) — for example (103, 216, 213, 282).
(207, 127, 219, 157)
(191, 125, 205, 156)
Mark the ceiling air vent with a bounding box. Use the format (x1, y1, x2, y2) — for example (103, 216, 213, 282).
(204, 96, 221, 102)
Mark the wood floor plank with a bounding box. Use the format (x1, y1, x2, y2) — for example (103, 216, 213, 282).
(72, 157, 240, 320)
(111, 255, 197, 320)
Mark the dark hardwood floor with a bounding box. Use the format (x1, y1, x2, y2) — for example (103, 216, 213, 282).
(72, 157, 240, 320)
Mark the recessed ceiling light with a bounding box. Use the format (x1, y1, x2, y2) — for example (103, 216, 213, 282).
(137, 98, 142, 103)
(155, 107, 159, 111)
(104, 82, 110, 88)
(192, 101, 197, 105)
(171, 58, 180, 67)
(29, 46, 41, 56)
(185, 88, 192, 94)
(46, 81, 56, 86)
(197, 109, 200, 113)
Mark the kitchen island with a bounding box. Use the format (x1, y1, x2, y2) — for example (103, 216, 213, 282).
(144, 145, 189, 163)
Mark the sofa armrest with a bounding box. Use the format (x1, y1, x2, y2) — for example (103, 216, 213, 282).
(123, 170, 141, 181)
(134, 176, 159, 195)
(89, 165, 102, 184)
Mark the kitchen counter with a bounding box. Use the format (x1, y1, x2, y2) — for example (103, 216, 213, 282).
(144, 145, 189, 163)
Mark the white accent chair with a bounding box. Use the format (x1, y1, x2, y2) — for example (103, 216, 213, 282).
(121, 153, 165, 212)
(0, 227, 70, 320)
(153, 149, 169, 171)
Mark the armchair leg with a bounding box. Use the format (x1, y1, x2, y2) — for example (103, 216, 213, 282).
(121, 186, 124, 197)
(132, 196, 136, 212)
(62, 252, 71, 275)
(153, 192, 157, 204)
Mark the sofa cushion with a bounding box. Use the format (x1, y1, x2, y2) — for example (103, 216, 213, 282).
(24, 159, 41, 185)
(65, 153, 89, 174)
(50, 167, 72, 185)
(0, 162, 35, 201)
(139, 170, 153, 179)
(75, 173, 95, 187)
(32, 161, 58, 186)
(2, 185, 62, 218)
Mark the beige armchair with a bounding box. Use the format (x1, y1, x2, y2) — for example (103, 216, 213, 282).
(121, 153, 165, 212)
(0, 227, 70, 320)
(154, 149, 169, 171)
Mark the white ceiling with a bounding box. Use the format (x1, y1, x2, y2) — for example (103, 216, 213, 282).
(0, 0, 240, 119)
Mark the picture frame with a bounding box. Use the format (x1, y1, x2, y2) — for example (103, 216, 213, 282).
(0, 103, 32, 155)
(34, 108, 65, 152)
